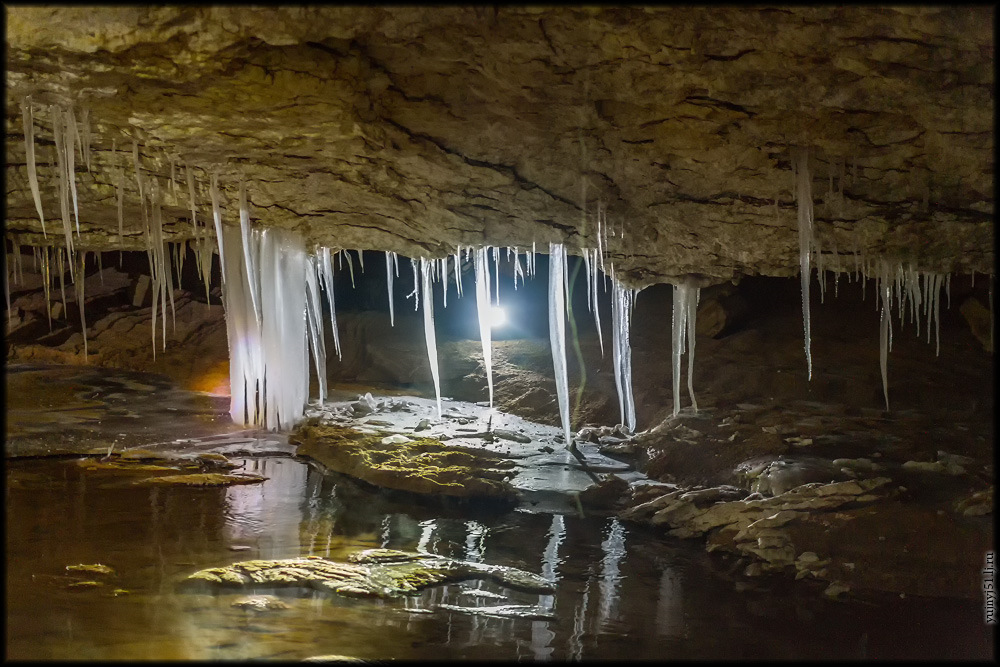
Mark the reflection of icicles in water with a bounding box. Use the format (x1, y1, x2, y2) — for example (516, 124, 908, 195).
(548, 243, 572, 447)
(420, 258, 443, 418)
(596, 517, 626, 632)
(531, 513, 564, 661)
(464, 520, 487, 564)
(792, 147, 814, 380)
(610, 278, 637, 431)
(671, 281, 700, 417)
(474, 247, 494, 409)
(416, 519, 436, 554)
(568, 577, 590, 661)
(655, 567, 685, 638)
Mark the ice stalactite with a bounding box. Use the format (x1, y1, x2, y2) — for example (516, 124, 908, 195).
(115, 142, 125, 246)
(219, 214, 315, 430)
(685, 284, 700, 412)
(491, 246, 501, 307)
(610, 278, 637, 431)
(879, 264, 892, 411)
(343, 250, 356, 288)
(440, 256, 448, 308)
(41, 246, 52, 331)
(57, 247, 67, 315)
(260, 229, 309, 430)
(65, 108, 81, 236)
(51, 106, 75, 276)
(187, 163, 198, 238)
(209, 173, 226, 284)
(318, 247, 341, 360)
(792, 147, 814, 380)
(591, 248, 604, 355)
(238, 182, 261, 325)
(75, 250, 88, 361)
(419, 257, 443, 418)
(81, 108, 92, 172)
(21, 97, 46, 237)
(4, 255, 9, 328)
(305, 255, 327, 404)
(671, 281, 700, 417)
(513, 248, 524, 289)
(454, 247, 463, 296)
(385, 250, 396, 326)
(548, 243, 572, 447)
(474, 247, 494, 409)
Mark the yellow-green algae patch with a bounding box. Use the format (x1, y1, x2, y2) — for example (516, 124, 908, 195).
(290, 424, 518, 502)
(130, 473, 267, 487)
(66, 563, 116, 576)
(182, 549, 554, 599)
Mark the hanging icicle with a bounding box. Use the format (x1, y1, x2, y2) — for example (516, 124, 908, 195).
(419, 257, 443, 418)
(21, 97, 46, 238)
(792, 147, 814, 381)
(385, 250, 396, 326)
(610, 278, 637, 431)
(318, 247, 342, 360)
(548, 243, 572, 447)
(474, 247, 494, 409)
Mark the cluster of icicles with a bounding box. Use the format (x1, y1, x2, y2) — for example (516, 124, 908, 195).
(8, 98, 988, 440)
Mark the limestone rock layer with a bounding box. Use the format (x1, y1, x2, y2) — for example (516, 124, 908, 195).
(5, 6, 994, 284)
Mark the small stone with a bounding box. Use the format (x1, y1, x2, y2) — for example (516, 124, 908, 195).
(231, 595, 290, 612)
(414, 419, 431, 432)
(823, 582, 850, 599)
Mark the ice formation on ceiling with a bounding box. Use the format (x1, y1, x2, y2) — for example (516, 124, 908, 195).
(6, 98, 988, 432)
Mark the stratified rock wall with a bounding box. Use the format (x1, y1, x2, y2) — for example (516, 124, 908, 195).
(5, 7, 994, 284)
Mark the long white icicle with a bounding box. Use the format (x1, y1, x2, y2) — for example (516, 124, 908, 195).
(385, 250, 396, 326)
(420, 257, 442, 417)
(610, 279, 636, 431)
(879, 264, 891, 411)
(21, 97, 46, 237)
(474, 247, 494, 409)
(548, 243, 572, 447)
(792, 147, 814, 380)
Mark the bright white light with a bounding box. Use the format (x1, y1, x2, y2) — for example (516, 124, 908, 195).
(489, 305, 507, 328)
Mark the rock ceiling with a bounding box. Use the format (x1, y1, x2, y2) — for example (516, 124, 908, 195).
(5, 6, 994, 286)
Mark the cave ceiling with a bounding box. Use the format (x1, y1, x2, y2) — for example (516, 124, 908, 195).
(5, 6, 994, 286)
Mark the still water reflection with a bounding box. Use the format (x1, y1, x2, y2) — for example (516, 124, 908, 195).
(6, 457, 991, 660)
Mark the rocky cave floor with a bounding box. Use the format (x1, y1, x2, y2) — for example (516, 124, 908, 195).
(4, 251, 994, 603)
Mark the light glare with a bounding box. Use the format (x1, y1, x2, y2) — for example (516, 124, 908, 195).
(489, 305, 507, 328)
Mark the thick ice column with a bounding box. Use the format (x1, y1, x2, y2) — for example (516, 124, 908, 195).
(219, 218, 263, 426)
(792, 148, 814, 380)
(259, 229, 309, 430)
(548, 243, 572, 447)
(671, 284, 687, 417)
(474, 247, 494, 408)
(685, 284, 700, 412)
(419, 257, 443, 417)
(610, 279, 636, 431)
